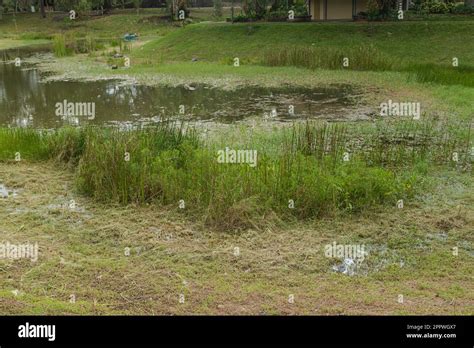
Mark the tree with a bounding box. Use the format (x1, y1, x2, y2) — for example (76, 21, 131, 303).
(40, 0, 45, 18)
(213, 0, 222, 17)
(376, 0, 397, 17)
(133, 0, 141, 14)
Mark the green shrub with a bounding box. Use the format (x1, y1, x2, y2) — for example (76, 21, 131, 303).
(53, 34, 72, 57)
(427, 1, 449, 14)
(367, 0, 381, 20)
(74, 0, 92, 15)
(265, 9, 288, 21)
(291, 0, 309, 16)
(213, 0, 223, 18)
(451, 3, 474, 14)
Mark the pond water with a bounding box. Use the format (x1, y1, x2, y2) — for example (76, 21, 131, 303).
(0, 52, 366, 128)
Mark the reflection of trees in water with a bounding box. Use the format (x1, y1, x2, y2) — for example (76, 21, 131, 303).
(0, 63, 353, 128)
(0, 64, 47, 127)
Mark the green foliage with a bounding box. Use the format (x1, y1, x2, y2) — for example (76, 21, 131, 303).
(213, 0, 223, 18)
(233, 13, 257, 22)
(254, 0, 268, 19)
(407, 64, 474, 87)
(451, 3, 474, 14)
(265, 9, 288, 20)
(241, 0, 257, 18)
(53, 34, 72, 57)
(262, 45, 394, 71)
(53, 34, 102, 56)
(0, 128, 50, 162)
(412, 0, 473, 14)
(367, 0, 381, 20)
(291, 0, 309, 16)
(75, 0, 92, 14)
(422, 0, 450, 14)
(1, 119, 470, 229)
(367, 0, 398, 20)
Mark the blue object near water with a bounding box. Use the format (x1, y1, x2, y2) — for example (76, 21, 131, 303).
(123, 33, 138, 42)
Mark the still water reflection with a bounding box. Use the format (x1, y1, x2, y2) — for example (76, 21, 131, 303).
(0, 60, 358, 128)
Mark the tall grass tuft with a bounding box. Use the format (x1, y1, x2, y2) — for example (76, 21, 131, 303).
(407, 64, 474, 87)
(262, 45, 395, 71)
(0, 128, 50, 161)
(75, 124, 200, 204)
(53, 34, 71, 57)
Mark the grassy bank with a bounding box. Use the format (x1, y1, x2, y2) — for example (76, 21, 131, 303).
(130, 21, 474, 88)
(0, 8, 235, 44)
(134, 21, 474, 65)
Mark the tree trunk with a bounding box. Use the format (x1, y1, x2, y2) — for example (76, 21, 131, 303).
(40, 0, 46, 18)
(0, 0, 3, 20)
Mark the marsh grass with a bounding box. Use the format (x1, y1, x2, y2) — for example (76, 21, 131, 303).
(262, 45, 395, 71)
(355, 119, 472, 167)
(0, 120, 470, 229)
(407, 64, 474, 87)
(262, 47, 474, 87)
(52, 34, 71, 57)
(0, 128, 50, 161)
(53, 34, 106, 57)
(75, 36, 104, 54)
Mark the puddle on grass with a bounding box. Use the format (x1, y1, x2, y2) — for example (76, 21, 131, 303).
(331, 244, 406, 276)
(0, 59, 369, 128)
(0, 184, 18, 198)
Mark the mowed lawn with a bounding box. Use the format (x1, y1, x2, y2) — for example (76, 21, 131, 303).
(0, 162, 472, 315)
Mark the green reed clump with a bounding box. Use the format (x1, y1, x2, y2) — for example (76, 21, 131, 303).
(1, 119, 469, 230)
(75, 124, 200, 204)
(75, 36, 99, 54)
(284, 122, 347, 164)
(355, 119, 472, 168)
(46, 127, 87, 166)
(262, 45, 395, 71)
(406, 64, 474, 88)
(0, 128, 50, 161)
(72, 122, 421, 229)
(53, 34, 72, 58)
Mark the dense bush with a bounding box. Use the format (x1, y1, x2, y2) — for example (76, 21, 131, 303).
(290, 0, 309, 16)
(451, 2, 474, 14)
(213, 0, 223, 18)
(265, 9, 287, 21)
(367, 0, 398, 20)
(411, 0, 474, 14)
